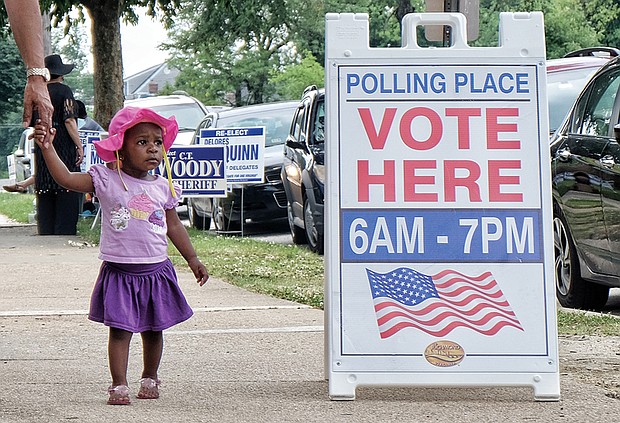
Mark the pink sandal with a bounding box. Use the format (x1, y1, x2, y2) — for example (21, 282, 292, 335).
(107, 385, 131, 405)
(137, 377, 160, 399)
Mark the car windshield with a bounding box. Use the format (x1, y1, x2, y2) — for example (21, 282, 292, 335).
(547, 67, 601, 132)
(217, 106, 295, 147)
(144, 104, 205, 130)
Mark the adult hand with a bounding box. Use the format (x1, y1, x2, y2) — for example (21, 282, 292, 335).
(23, 77, 53, 147)
(30, 120, 55, 149)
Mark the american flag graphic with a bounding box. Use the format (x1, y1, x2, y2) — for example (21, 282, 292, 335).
(366, 267, 523, 339)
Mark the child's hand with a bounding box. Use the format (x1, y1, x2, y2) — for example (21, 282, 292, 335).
(30, 119, 55, 149)
(188, 257, 209, 286)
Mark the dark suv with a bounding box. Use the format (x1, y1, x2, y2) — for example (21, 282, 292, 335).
(550, 54, 620, 310)
(281, 86, 325, 254)
(187, 101, 298, 231)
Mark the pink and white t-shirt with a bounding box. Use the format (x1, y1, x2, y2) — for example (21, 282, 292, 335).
(88, 164, 181, 264)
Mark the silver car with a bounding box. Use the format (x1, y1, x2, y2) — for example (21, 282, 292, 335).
(187, 101, 298, 231)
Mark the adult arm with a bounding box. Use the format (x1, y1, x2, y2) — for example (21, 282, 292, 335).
(4, 0, 53, 138)
(65, 117, 84, 166)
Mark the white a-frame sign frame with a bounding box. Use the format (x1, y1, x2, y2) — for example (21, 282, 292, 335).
(324, 12, 560, 401)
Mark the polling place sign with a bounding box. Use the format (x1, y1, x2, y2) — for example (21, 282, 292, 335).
(325, 12, 559, 401)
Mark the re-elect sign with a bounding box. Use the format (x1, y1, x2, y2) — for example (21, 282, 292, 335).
(200, 127, 265, 184)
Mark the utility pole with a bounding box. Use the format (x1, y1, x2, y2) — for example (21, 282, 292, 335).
(425, 0, 479, 45)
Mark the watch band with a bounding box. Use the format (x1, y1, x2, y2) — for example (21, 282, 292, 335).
(26, 67, 50, 81)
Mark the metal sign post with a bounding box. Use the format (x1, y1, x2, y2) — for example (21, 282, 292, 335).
(325, 12, 559, 401)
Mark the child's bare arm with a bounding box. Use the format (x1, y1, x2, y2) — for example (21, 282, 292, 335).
(32, 123, 94, 193)
(166, 208, 209, 286)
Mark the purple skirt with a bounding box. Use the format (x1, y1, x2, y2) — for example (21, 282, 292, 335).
(89, 259, 193, 332)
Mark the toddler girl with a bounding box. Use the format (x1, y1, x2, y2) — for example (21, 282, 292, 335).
(33, 106, 209, 405)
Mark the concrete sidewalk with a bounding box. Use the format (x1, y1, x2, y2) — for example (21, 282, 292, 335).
(0, 223, 618, 422)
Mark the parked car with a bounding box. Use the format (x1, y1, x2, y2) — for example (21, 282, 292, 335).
(547, 48, 619, 134)
(187, 101, 298, 231)
(8, 128, 35, 188)
(550, 54, 620, 310)
(281, 49, 617, 256)
(124, 93, 227, 146)
(281, 85, 325, 254)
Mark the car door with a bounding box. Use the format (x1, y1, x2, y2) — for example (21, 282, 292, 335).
(552, 68, 618, 274)
(283, 99, 310, 220)
(596, 69, 620, 273)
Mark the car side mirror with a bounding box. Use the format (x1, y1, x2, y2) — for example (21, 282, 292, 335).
(21, 157, 30, 165)
(614, 124, 620, 142)
(286, 138, 306, 150)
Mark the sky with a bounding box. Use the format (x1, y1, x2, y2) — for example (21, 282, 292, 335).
(120, 15, 169, 76)
(75, 8, 169, 77)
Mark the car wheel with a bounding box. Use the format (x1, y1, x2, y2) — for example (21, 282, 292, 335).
(304, 198, 324, 254)
(188, 199, 211, 230)
(553, 206, 609, 310)
(287, 201, 307, 244)
(213, 198, 240, 232)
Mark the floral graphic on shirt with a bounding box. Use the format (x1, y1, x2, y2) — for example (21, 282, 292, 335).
(127, 191, 155, 220)
(110, 204, 130, 231)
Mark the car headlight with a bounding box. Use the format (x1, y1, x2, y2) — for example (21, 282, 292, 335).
(314, 163, 325, 185)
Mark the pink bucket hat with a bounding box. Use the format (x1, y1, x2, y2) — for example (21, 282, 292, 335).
(94, 106, 178, 163)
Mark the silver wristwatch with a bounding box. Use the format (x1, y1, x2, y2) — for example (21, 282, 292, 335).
(26, 67, 51, 82)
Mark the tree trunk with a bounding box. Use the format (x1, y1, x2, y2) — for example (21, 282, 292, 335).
(396, 0, 415, 33)
(85, 1, 124, 130)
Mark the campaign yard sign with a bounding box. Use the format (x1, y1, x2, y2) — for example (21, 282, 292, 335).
(325, 12, 559, 401)
(79, 130, 104, 172)
(199, 127, 266, 184)
(7, 154, 16, 180)
(155, 145, 226, 197)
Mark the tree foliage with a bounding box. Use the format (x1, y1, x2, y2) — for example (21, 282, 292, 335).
(34, 0, 183, 128)
(0, 36, 23, 118)
(51, 24, 94, 103)
(581, 0, 620, 49)
(270, 52, 325, 100)
(166, 0, 300, 105)
(0, 36, 25, 175)
(166, 0, 425, 106)
(475, 0, 600, 57)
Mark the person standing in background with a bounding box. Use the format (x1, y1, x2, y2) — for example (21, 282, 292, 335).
(35, 54, 83, 235)
(4, 0, 53, 145)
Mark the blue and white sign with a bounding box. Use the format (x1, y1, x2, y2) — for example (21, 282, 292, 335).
(155, 145, 226, 197)
(200, 127, 265, 184)
(6, 154, 16, 180)
(325, 12, 559, 401)
(79, 130, 104, 172)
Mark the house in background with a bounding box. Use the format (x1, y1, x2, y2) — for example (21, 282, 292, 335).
(124, 63, 180, 99)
